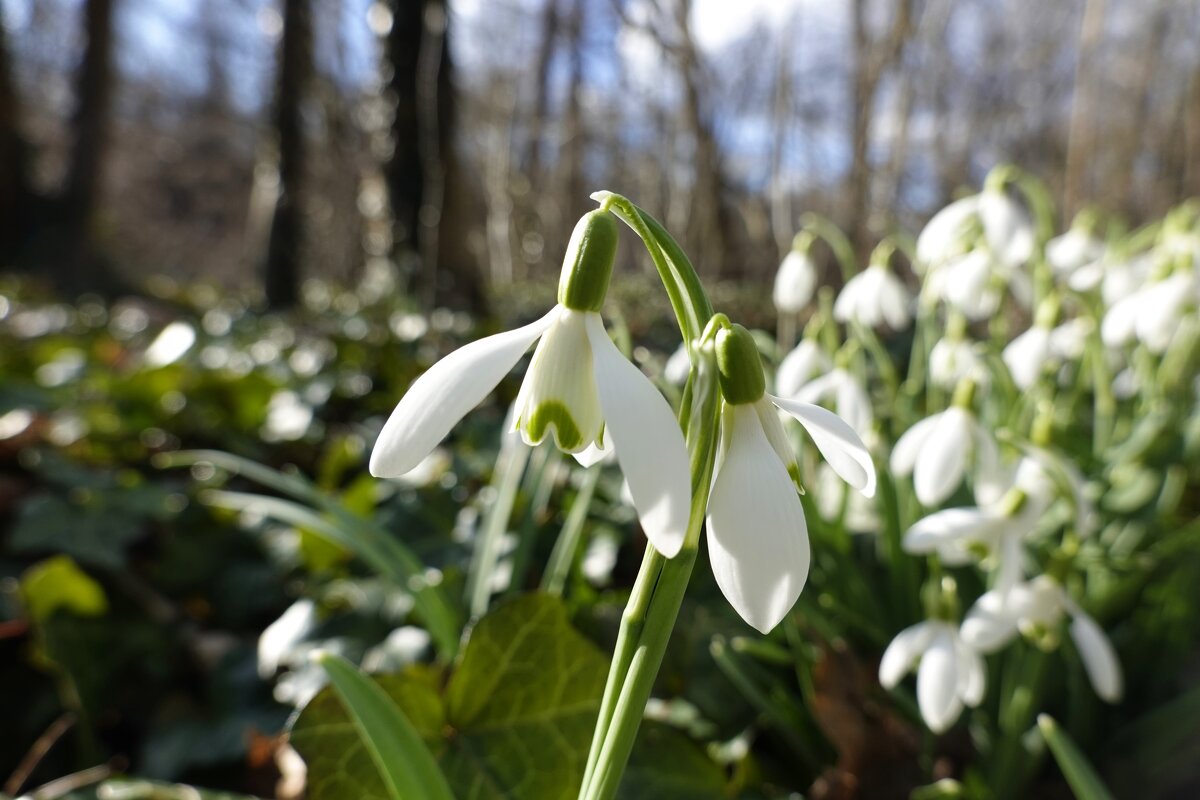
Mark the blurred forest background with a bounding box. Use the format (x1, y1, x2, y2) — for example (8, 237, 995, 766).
(1, 0, 1199, 310)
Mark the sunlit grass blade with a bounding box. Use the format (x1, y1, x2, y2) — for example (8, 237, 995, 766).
(314, 652, 455, 800)
(1037, 713, 1116, 800)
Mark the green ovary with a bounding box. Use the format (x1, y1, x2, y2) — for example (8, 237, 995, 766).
(525, 400, 584, 451)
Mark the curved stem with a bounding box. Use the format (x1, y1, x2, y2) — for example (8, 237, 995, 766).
(799, 212, 858, 282)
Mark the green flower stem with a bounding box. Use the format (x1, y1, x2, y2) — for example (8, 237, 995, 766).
(591, 191, 713, 344)
(541, 465, 602, 595)
(799, 211, 858, 282)
(578, 203, 722, 797)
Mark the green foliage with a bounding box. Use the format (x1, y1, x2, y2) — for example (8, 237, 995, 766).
(291, 594, 726, 799)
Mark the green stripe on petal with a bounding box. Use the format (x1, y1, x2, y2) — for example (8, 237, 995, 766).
(525, 400, 584, 451)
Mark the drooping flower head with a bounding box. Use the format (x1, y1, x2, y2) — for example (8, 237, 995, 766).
(369, 210, 693, 557)
(705, 324, 875, 633)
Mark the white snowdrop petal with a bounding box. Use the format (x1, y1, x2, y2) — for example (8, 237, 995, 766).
(960, 590, 1019, 653)
(890, 415, 940, 476)
(918, 627, 962, 733)
(903, 506, 998, 555)
(1003, 327, 1052, 390)
(573, 435, 613, 468)
(769, 394, 876, 497)
(706, 404, 810, 633)
(585, 315, 692, 558)
(1070, 612, 1123, 703)
(369, 307, 558, 477)
(956, 639, 987, 707)
(916, 196, 979, 270)
(776, 340, 830, 398)
(879, 621, 935, 689)
(913, 408, 971, 506)
(774, 251, 817, 313)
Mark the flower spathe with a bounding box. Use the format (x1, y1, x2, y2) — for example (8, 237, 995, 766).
(879, 620, 985, 733)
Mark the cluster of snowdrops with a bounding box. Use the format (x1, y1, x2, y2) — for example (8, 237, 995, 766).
(362, 171, 1199, 797)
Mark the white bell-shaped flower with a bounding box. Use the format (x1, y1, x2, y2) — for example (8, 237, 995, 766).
(890, 404, 999, 507)
(705, 325, 876, 633)
(1101, 270, 1196, 354)
(916, 195, 980, 273)
(978, 187, 1035, 269)
(879, 620, 986, 733)
(774, 250, 817, 313)
(1003, 325, 1053, 390)
(834, 264, 913, 329)
(929, 337, 987, 390)
(1047, 228, 1104, 278)
(370, 211, 693, 557)
(960, 575, 1123, 703)
(775, 339, 832, 398)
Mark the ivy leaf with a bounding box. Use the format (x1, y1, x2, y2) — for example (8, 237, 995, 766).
(292, 594, 607, 799)
(291, 594, 728, 799)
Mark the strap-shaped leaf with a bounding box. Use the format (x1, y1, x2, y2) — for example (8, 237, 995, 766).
(1037, 714, 1116, 800)
(315, 652, 455, 800)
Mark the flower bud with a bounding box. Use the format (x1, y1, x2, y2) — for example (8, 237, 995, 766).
(715, 324, 765, 405)
(557, 210, 619, 312)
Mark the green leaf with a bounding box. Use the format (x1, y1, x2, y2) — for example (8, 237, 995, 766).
(1038, 714, 1116, 800)
(291, 595, 592, 799)
(291, 594, 727, 800)
(20, 555, 108, 622)
(315, 652, 455, 800)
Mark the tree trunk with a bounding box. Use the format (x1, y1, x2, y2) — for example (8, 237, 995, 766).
(0, 15, 34, 262)
(263, 0, 311, 310)
(385, 0, 484, 312)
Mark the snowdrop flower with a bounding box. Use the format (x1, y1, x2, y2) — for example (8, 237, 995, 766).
(929, 312, 986, 390)
(1002, 298, 1064, 390)
(977, 187, 1035, 270)
(890, 387, 999, 506)
(774, 244, 818, 313)
(369, 211, 692, 557)
(834, 262, 913, 329)
(960, 575, 1122, 702)
(1101, 269, 1196, 354)
(775, 339, 831, 398)
(929, 336, 987, 390)
(705, 325, 876, 632)
(916, 195, 980, 273)
(879, 620, 985, 733)
(1047, 226, 1104, 278)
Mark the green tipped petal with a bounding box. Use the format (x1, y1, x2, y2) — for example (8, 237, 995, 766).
(524, 400, 584, 451)
(514, 309, 604, 453)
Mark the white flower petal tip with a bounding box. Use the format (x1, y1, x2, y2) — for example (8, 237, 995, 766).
(1070, 613, 1124, 703)
(706, 404, 810, 633)
(768, 394, 876, 497)
(585, 316, 691, 558)
(879, 622, 934, 689)
(369, 308, 558, 477)
(572, 434, 613, 468)
(918, 627, 962, 734)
